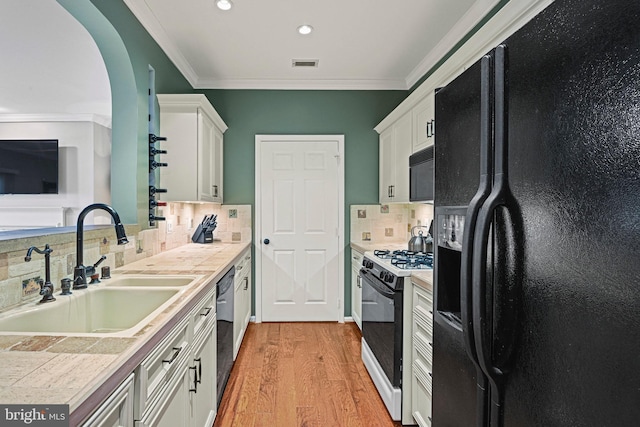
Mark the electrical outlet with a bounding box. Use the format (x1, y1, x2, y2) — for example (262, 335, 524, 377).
(167, 221, 173, 233)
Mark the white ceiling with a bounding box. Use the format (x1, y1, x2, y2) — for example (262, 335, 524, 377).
(125, 0, 500, 90)
(0, 0, 499, 119)
(0, 0, 111, 120)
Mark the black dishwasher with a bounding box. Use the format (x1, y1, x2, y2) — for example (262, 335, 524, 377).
(216, 266, 235, 407)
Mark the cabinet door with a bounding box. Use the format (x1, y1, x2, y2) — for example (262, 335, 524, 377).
(412, 92, 435, 153)
(82, 374, 135, 427)
(233, 270, 251, 359)
(233, 273, 243, 359)
(242, 268, 251, 331)
(392, 112, 412, 202)
(136, 364, 190, 427)
(351, 265, 362, 330)
(411, 282, 433, 427)
(190, 324, 216, 427)
(379, 127, 394, 203)
(211, 127, 224, 203)
(197, 110, 215, 202)
(350, 250, 363, 330)
(158, 110, 198, 202)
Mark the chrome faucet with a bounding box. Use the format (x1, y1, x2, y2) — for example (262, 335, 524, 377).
(74, 203, 129, 289)
(25, 244, 55, 303)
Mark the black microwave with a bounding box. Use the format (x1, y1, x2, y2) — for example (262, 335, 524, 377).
(409, 146, 434, 202)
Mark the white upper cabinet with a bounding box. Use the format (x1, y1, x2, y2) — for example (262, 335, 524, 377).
(157, 94, 227, 203)
(412, 91, 435, 153)
(379, 111, 412, 204)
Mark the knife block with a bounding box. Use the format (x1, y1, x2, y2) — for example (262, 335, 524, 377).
(191, 224, 214, 243)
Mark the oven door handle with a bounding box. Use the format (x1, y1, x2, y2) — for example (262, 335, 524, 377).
(359, 269, 395, 299)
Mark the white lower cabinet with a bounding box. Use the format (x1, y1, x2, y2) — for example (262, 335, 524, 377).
(189, 321, 217, 427)
(136, 361, 190, 427)
(82, 374, 135, 427)
(411, 281, 433, 427)
(350, 249, 363, 330)
(133, 286, 218, 427)
(233, 249, 251, 359)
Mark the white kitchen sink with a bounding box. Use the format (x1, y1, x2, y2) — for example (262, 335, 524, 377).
(0, 286, 187, 337)
(103, 275, 199, 287)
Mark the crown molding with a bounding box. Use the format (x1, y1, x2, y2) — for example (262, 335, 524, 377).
(405, 0, 501, 88)
(0, 113, 112, 128)
(376, 0, 553, 132)
(123, 0, 199, 87)
(193, 78, 408, 91)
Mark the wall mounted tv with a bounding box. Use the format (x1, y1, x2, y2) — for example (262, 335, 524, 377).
(0, 139, 59, 195)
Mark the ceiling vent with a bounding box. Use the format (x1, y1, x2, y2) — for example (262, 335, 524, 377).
(292, 59, 319, 68)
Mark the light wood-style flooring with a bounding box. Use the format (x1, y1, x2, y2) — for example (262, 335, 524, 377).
(214, 322, 403, 427)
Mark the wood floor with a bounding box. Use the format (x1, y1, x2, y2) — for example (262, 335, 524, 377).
(214, 322, 403, 427)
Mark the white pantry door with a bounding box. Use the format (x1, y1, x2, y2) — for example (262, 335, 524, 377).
(257, 135, 343, 322)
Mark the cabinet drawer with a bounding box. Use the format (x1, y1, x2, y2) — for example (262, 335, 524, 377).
(413, 284, 433, 313)
(136, 316, 190, 417)
(413, 334, 433, 372)
(413, 305, 433, 341)
(191, 287, 216, 340)
(235, 250, 251, 275)
(351, 250, 363, 269)
(411, 360, 433, 427)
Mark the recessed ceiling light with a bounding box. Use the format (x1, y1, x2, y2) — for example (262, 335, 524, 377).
(216, 0, 232, 11)
(297, 25, 313, 35)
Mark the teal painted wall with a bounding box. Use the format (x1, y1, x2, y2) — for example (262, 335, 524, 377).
(200, 89, 407, 315)
(56, 1, 406, 317)
(59, 0, 194, 225)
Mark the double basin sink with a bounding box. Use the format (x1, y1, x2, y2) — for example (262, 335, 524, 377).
(0, 275, 200, 337)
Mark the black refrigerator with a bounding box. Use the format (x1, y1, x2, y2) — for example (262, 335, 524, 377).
(432, 0, 640, 426)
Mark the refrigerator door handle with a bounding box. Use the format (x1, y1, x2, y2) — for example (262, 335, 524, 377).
(462, 52, 495, 427)
(472, 44, 512, 427)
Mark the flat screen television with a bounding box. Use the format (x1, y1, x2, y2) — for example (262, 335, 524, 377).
(0, 139, 59, 194)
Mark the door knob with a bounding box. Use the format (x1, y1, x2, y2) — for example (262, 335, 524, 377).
(263, 238, 270, 244)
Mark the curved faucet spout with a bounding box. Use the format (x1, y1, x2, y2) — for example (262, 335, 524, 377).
(75, 203, 129, 289)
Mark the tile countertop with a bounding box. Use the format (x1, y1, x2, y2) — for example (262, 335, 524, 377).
(350, 241, 433, 292)
(0, 241, 250, 423)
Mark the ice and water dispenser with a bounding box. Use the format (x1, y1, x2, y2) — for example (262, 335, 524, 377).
(434, 207, 466, 324)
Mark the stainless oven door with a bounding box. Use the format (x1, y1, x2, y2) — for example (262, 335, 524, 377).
(360, 268, 403, 387)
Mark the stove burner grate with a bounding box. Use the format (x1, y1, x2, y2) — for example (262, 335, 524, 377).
(373, 249, 434, 270)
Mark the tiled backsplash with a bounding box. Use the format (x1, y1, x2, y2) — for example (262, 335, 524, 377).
(155, 203, 252, 251)
(0, 203, 251, 311)
(350, 203, 434, 244)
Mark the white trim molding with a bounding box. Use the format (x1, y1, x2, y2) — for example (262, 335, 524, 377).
(0, 113, 112, 128)
(376, 0, 554, 132)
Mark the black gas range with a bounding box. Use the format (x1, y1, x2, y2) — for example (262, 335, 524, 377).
(359, 248, 433, 421)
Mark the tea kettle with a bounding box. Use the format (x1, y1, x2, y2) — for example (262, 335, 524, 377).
(408, 226, 433, 253)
